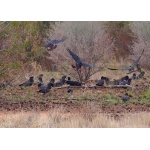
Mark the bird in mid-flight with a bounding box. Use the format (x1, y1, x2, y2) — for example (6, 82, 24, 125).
(45, 36, 66, 51)
(107, 49, 144, 74)
(66, 48, 94, 72)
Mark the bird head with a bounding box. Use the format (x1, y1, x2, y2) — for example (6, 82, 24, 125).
(30, 76, 34, 79)
(50, 78, 55, 83)
(133, 73, 136, 77)
(72, 64, 76, 68)
(101, 76, 105, 80)
(124, 76, 129, 80)
(68, 77, 71, 81)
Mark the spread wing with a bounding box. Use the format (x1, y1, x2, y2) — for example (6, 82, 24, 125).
(66, 48, 81, 63)
(45, 37, 66, 47)
(108, 50, 144, 71)
(131, 49, 144, 68)
(82, 62, 94, 68)
(51, 37, 66, 44)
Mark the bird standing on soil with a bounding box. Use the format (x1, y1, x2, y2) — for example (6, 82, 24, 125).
(48, 78, 55, 87)
(66, 77, 81, 86)
(136, 71, 145, 79)
(107, 49, 145, 74)
(37, 74, 44, 89)
(38, 78, 55, 90)
(102, 77, 117, 86)
(110, 76, 132, 86)
(37, 74, 44, 84)
(102, 77, 110, 85)
(19, 76, 34, 89)
(122, 93, 130, 102)
(66, 48, 94, 72)
(54, 75, 66, 87)
(96, 76, 105, 86)
(67, 86, 73, 94)
(38, 82, 52, 94)
(118, 76, 130, 85)
(130, 73, 136, 80)
(45, 36, 66, 51)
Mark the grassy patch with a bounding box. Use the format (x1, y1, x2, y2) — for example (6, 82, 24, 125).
(100, 94, 122, 104)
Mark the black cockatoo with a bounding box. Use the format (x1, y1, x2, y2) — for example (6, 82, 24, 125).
(107, 49, 144, 74)
(45, 36, 66, 51)
(66, 48, 94, 72)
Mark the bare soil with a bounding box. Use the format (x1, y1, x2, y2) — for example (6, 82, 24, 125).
(0, 82, 150, 118)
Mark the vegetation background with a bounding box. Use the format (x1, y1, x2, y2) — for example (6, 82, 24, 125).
(0, 21, 150, 83)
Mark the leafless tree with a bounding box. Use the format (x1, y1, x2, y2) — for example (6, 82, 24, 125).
(46, 22, 113, 82)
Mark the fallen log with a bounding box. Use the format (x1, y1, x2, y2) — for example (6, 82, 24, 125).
(53, 85, 133, 89)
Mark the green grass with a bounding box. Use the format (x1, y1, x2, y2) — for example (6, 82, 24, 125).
(1, 84, 150, 106)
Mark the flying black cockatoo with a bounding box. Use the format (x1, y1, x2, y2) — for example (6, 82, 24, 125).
(45, 36, 66, 51)
(19, 76, 34, 89)
(66, 48, 94, 72)
(107, 49, 144, 74)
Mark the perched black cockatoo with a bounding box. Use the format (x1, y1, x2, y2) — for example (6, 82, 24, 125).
(96, 76, 105, 86)
(66, 77, 81, 86)
(122, 93, 130, 102)
(38, 82, 52, 94)
(19, 76, 34, 89)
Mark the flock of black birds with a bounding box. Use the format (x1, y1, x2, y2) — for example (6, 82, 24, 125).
(19, 75, 80, 94)
(17, 70, 144, 102)
(18, 37, 146, 102)
(1, 37, 146, 102)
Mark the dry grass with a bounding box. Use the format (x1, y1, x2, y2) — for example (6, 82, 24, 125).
(0, 109, 150, 128)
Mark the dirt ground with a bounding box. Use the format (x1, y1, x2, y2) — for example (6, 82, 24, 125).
(1, 71, 150, 117)
(0, 81, 150, 118)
